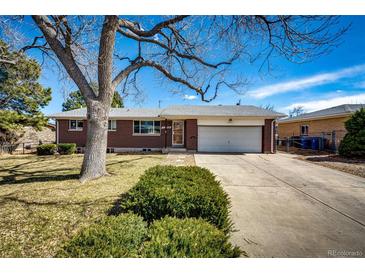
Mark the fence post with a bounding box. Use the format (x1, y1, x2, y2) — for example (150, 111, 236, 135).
(286, 137, 289, 152)
(332, 130, 337, 154)
(23, 143, 25, 154)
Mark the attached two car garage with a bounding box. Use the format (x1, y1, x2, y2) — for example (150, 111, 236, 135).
(197, 124, 263, 153)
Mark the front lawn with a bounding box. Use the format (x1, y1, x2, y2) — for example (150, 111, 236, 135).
(0, 153, 164, 257)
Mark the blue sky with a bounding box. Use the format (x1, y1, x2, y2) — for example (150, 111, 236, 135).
(13, 16, 365, 115)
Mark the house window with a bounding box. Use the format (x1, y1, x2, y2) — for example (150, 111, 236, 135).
(69, 120, 83, 131)
(133, 120, 161, 135)
(300, 125, 309, 136)
(108, 120, 117, 131)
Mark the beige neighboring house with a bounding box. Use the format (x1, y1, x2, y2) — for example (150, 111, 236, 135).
(14, 124, 56, 152)
(277, 104, 364, 147)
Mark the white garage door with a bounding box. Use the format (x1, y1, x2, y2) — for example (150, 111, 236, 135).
(198, 126, 262, 153)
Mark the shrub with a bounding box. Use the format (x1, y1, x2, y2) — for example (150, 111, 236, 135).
(118, 165, 231, 232)
(58, 143, 76, 155)
(339, 108, 365, 157)
(143, 217, 241, 258)
(58, 214, 148, 258)
(36, 143, 57, 155)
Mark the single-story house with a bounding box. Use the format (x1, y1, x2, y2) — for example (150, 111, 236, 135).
(49, 105, 285, 153)
(277, 104, 364, 143)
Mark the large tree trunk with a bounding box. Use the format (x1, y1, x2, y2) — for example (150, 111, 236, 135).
(80, 101, 110, 182)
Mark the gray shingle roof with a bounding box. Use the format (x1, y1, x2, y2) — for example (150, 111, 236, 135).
(161, 105, 285, 117)
(49, 105, 286, 119)
(49, 108, 162, 118)
(279, 104, 365, 123)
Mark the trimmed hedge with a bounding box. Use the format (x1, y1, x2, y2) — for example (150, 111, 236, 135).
(339, 108, 365, 157)
(58, 214, 148, 258)
(118, 165, 231, 232)
(36, 144, 57, 155)
(143, 217, 241, 258)
(58, 143, 76, 155)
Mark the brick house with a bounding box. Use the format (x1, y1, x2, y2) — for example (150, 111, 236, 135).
(277, 104, 364, 144)
(49, 105, 285, 153)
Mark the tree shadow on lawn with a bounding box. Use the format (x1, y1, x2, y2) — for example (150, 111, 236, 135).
(106, 155, 158, 167)
(0, 173, 80, 185)
(107, 193, 130, 216)
(0, 159, 80, 185)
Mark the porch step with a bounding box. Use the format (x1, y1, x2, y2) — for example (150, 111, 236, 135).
(163, 147, 187, 153)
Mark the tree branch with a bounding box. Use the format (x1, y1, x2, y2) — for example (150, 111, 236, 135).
(118, 16, 189, 37)
(112, 59, 228, 102)
(117, 27, 236, 69)
(97, 15, 119, 104)
(31, 15, 96, 100)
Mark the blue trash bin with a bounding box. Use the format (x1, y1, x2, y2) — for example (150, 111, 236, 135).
(300, 136, 311, 149)
(311, 137, 319, 150)
(311, 137, 324, 150)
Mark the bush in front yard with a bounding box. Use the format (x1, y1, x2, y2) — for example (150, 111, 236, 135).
(143, 217, 241, 258)
(58, 213, 148, 258)
(339, 108, 365, 157)
(36, 144, 57, 155)
(57, 143, 76, 155)
(118, 165, 231, 232)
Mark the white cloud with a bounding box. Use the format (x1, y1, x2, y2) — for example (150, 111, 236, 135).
(247, 64, 365, 99)
(282, 93, 365, 113)
(183, 94, 197, 100)
(356, 80, 365, 89)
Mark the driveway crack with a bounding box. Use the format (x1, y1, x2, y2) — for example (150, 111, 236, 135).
(238, 156, 365, 228)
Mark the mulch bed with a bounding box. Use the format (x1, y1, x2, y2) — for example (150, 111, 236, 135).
(296, 154, 365, 178)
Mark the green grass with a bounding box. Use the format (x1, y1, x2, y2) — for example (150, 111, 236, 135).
(0, 153, 164, 257)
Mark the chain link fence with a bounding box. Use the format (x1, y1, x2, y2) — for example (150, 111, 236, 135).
(0, 142, 54, 155)
(277, 130, 346, 154)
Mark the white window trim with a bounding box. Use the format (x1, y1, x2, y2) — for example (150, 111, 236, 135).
(108, 120, 117, 131)
(300, 125, 309, 136)
(68, 119, 83, 131)
(132, 120, 161, 136)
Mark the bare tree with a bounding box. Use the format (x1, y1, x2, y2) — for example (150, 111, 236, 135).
(0, 15, 347, 182)
(261, 104, 275, 111)
(289, 105, 305, 117)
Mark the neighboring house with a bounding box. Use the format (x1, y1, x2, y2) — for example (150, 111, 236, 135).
(0, 124, 56, 154)
(18, 124, 56, 145)
(277, 104, 364, 145)
(49, 105, 285, 153)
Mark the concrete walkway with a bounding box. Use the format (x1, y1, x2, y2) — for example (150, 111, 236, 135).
(163, 153, 195, 166)
(195, 153, 365, 257)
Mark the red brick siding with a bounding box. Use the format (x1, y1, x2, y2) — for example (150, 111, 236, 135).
(108, 120, 172, 148)
(58, 119, 173, 148)
(185, 119, 197, 150)
(263, 119, 274, 153)
(58, 119, 88, 146)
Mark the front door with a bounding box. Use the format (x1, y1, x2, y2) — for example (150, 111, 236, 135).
(172, 120, 184, 146)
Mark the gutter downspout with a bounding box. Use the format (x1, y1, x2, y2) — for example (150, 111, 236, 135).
(271, 119, 274, 153)
(56, 120, 59, 145)
(164, 118, 168, 149)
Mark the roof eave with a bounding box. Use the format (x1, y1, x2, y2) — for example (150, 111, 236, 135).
(277, 113, 352, 124)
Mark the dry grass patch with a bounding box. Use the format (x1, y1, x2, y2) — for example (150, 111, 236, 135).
(0, 153, 164, 257)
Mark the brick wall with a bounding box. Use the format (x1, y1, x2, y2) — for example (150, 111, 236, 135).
(185, 119, 197, 150)
(277, 116, 349, 138)
(58, 119, 173, 148)
(58, 119, 88, 146)
(263, 119, 274, 153)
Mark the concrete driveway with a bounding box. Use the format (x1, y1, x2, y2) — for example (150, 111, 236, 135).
(194, 153, 365, 258)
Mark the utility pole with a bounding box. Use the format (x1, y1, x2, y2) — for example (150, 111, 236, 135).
(158, 100, 162, 108)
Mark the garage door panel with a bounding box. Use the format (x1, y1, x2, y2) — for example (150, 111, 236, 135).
(198, 126, 262, 153)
